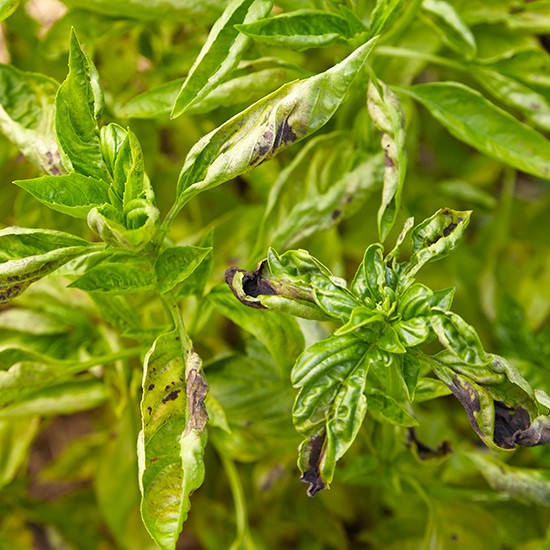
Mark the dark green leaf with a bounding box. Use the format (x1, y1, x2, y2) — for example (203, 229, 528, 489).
(171, 0, 273, 117)
(14, 173, 110, 218)
(55, 30, 111, 182)
(155, 246, 212, 294)
(393, 317, 431, 347)
(236, 10, 366, 51)
(70, 262, 155, 294)
(351, 243, 386, 302)
(366, 388, 418, 427)
(397, 283, 433, 319)
(138, 332, 207, 550)
(292, 335, 372, 495)
(176, 38, 378, 205)
(398, 82, 550, 179)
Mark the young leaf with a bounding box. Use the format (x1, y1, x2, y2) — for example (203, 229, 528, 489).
(236, 9, 366, 51)
(0, 65, 62, 174)
(398, 82, 550, 179)
(176, 38, 378, 205)
(138, 332, 208, 550)
(366, 388, 418, 427)
(0, 0, 19, 21)
(14, 173, 110, 218)
(369, 0, 404, 37)
(176, 230, 214, 297)
(351, 243, 387, 302)
(405, 208, 471, 277)
(171, 0, 273, 118)
(368, 78, 407, 241)
(155, 246, 212, 294)
(56, 30, 111, 182)
(292, 334, 372, 495)
(0, 228, 92, 303)
(421, 0, 477, 58)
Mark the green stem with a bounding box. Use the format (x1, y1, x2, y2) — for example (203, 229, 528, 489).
(219, 453, 254, 550)
(160, 291, 192, 351)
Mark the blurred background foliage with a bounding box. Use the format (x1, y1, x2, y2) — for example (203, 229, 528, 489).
(0, 0, 549, 548)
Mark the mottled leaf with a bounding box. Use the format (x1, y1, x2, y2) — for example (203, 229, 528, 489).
(175, 38, 378, 206)
(155, 246, 212, 294)
(368, 78, 407, 241)
(369, 0, 404, 37)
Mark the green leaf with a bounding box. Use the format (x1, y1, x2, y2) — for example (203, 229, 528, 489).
(0, 0, 19, 21)
(351, 243, 386, 302)
(393, 317, 431, 347)
(397, 283, 433, 319)
(236, 9, 366, 51)
(369, 0, 404, 37)
(208, 285, 304, 371)
(368, 78, 407, 241)
(405, 207, 471, 277)
(0, 379, 107, 418)
(138, 332, 208, 550)
(14, 173, 110, 218)
(292, 334, 372, 495)
(0, 64, 62, 174)
(255, 132, 384, 255)
(421, 0, 477, 58)
(56, 30, 111, 182)
(430, 310, 487, 365)
(0, 309, 71, 335)
(366, 388, 418, 427)
(467, 453, 550, 507)
(176, 230, 214, 297)
(0, 417, 39, 489)
(155, 246, 212, 294)
(118, 78, 184, 119)
(171, 0, 273, 118)
(398, 81, 550, 179)
(469, 66, 550, 132)
(0, 227, 92, 303)
(176, 38, 378, 205)
(70, 261, 155, 294)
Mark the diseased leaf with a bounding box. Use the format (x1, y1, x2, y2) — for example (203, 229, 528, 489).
(468, 453, 550, 507)
(175, 38, 378, 206)
(14, 173, 110, 218)
(236, 9, 366, 51)
(155, 246, 212, 294)
(368, 78, 407, 241)
(176, 230, 214, 298)
(405, 208, 471, 277)
(421, 0, 477, 58)
(138, 332, 207, 550)
(292, 335, 372, 495)
(351, 243, 387, 302)
(171, 0, 273, 118)
(0, 227, 92, 304)
(0, 65, 62, 174)
(398, 82, 550, 179)
(255, 132, 384, 256)
(56, 30, 111, 182)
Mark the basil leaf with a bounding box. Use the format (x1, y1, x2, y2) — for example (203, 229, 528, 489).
(0, 0, 19, 21)
(366, 387, 418, 427)
(351, 243, 386, 302)
(0, 64, 62, 174)
(369, 0, 404, 37)
(398, 81, 550, 179)
(138, 333, 207, 550)
(55, 30, 111, 182)
(155, 246, 212, 294)
(0, 227, 92, 303)
(368, 78, 407, 241)
(176, 38, 378, 206)
(292, 334, 372, 495)
(14, 173, 109, 218)
(421, 0, 477, 59)
(236, 9, 366, 51)
(171, 0, 273, 118)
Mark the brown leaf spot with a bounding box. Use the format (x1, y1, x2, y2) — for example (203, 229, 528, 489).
(225, 265, 276, 309)
(162, 390, 181, 404)
(301, 432, 327, 497)
(186, 367, 208, 431)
